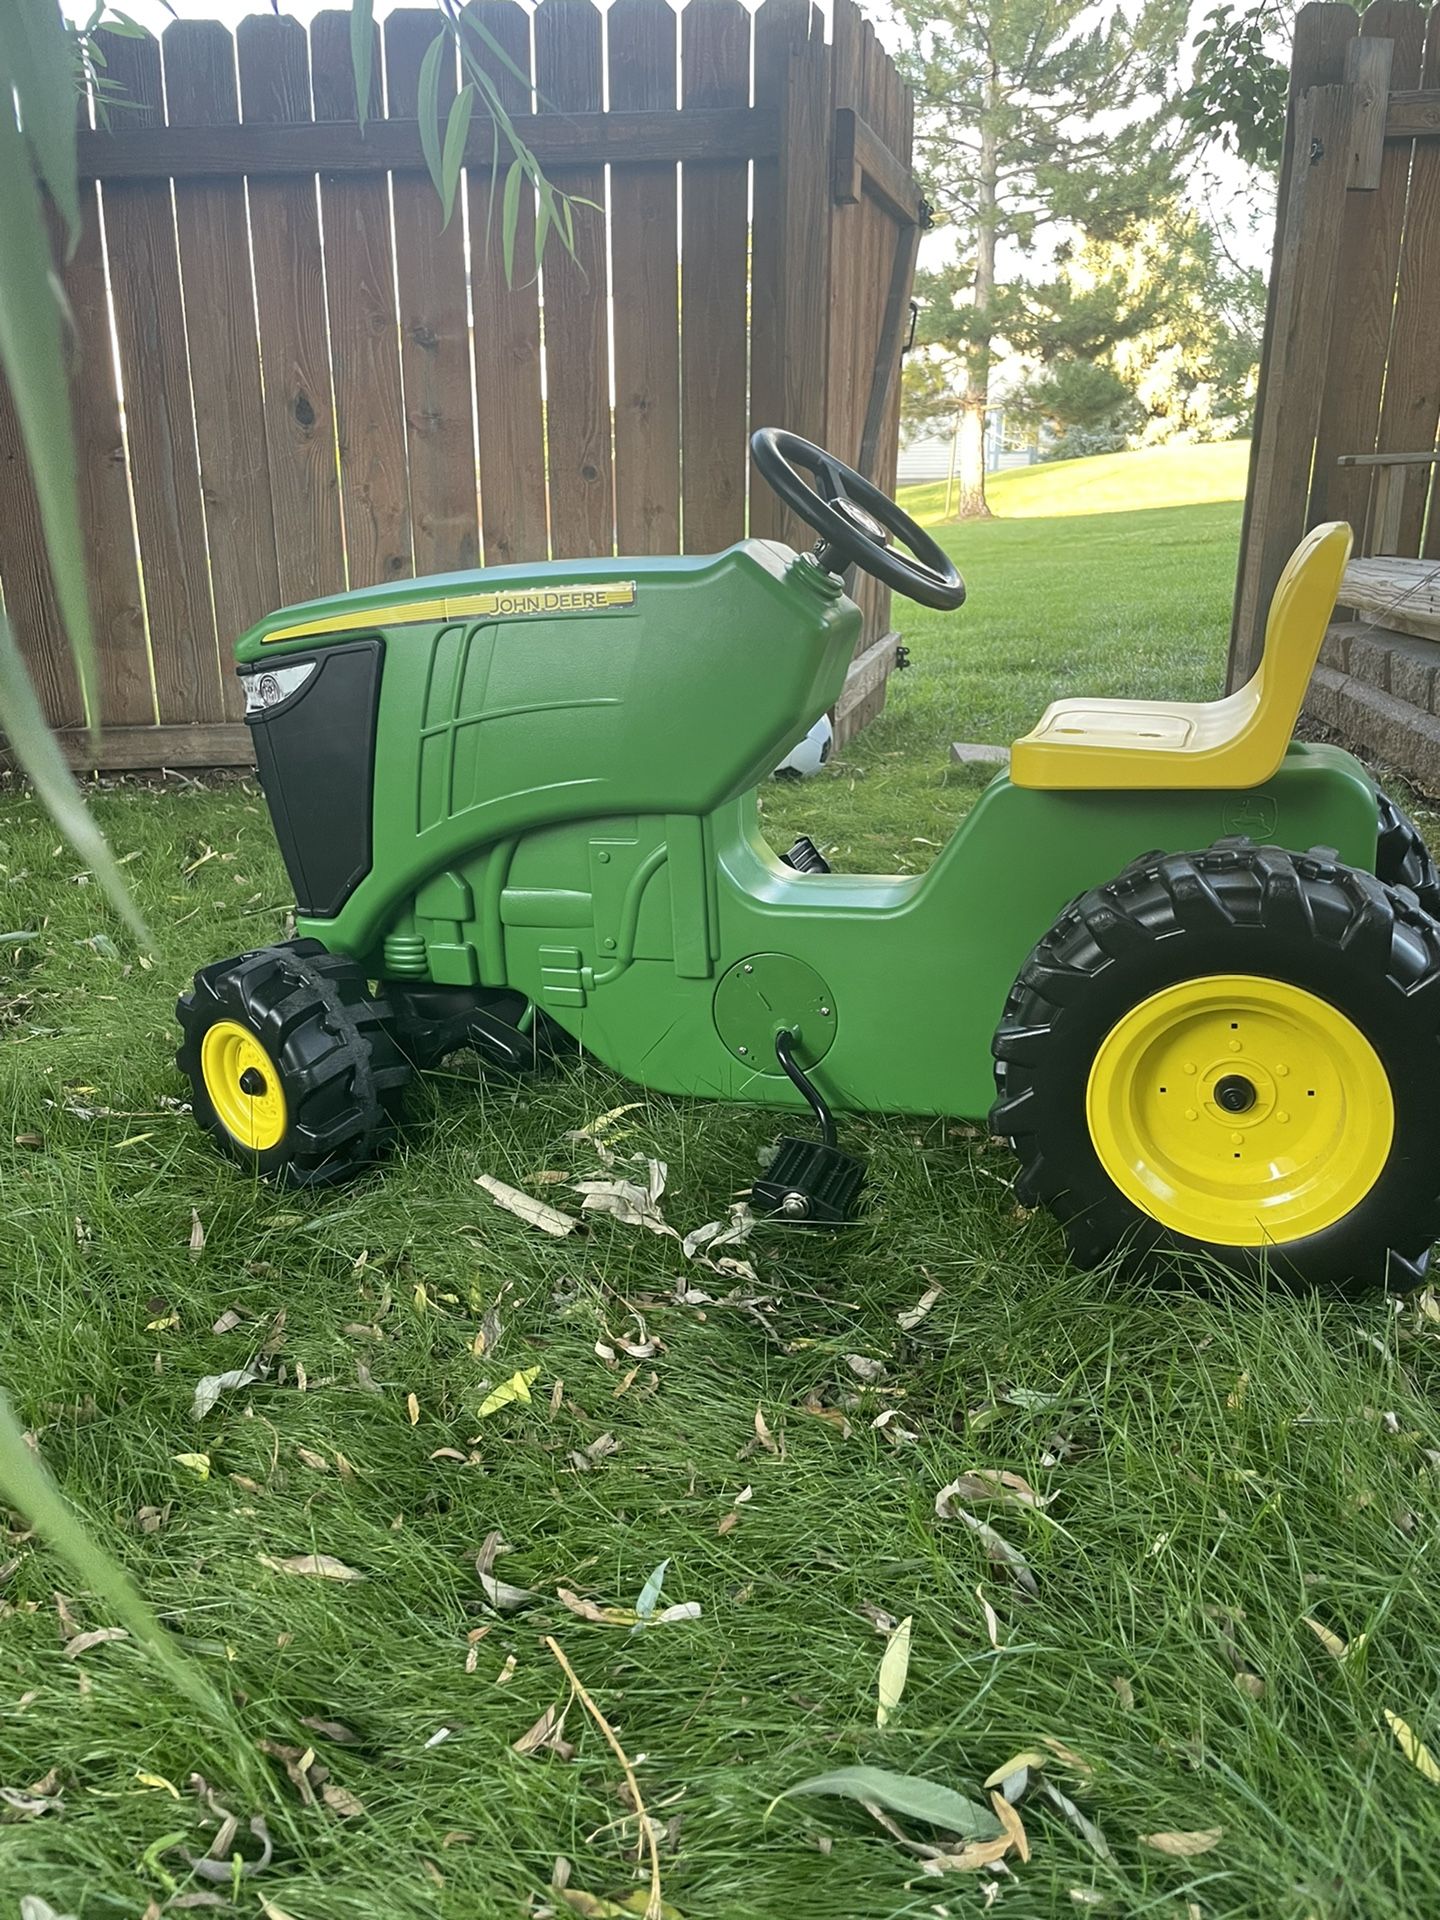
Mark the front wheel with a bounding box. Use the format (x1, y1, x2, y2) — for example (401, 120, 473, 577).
(178, 941, 411, 1185)
(992, 843, 1440, 1291)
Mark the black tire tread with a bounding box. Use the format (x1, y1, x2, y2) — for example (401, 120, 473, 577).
(992, 841, 1440, 1290)
(177, 940, 410, 1186)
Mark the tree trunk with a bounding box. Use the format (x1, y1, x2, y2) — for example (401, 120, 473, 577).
(954, 63, 1000, 520)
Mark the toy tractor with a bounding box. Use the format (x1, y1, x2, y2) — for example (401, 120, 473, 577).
(179, 429, 1440, 1291)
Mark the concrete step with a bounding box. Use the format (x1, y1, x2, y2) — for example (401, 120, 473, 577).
(1319, 620, 1440, 712)
(1306, 660, 1440, 793)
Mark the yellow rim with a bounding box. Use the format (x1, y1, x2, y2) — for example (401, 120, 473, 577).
(200, 1019, 287, 1153)
(1085, 974, 1393, 1247)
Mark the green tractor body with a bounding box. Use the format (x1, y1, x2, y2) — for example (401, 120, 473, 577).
(180, 432, 1440, 1289)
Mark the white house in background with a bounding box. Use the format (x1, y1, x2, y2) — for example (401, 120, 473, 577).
(897, 408, 1040, 486)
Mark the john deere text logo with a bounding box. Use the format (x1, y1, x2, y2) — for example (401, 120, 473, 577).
(471, 582, 636, 619)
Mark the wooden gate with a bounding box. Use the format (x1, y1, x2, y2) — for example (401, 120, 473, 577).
(1231, 0, 1440, 688)
(0, 0, 923, 770)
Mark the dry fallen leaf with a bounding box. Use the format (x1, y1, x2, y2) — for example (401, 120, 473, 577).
(191, 1367, 260, 1421)
(556, 1588, 637, 1627)
(406, 1392, 420, 1427)
(1303, 1616, 1352, 1661)
(983, 1750, 1048, 1790)
(258, 1554, 364, 1582)
(844, 1354, 886, 1383)
(975, 1584, 1003, 1650)
(876, 1615, 913, 1729)
(897, 1282, 942, 1330)
(475, 1530, 539, 1611)
(1111, 1674, 1136, 1711)
(172, 1452, 211, 1480)
(477, 1366, 541, 1419)
(935, 1492, 1038, 1598)
(1140, 1828, 1224, 1857)
(511, 1702, 575, 1759)
(939, 1468, 1048, 1510)
(989, 1789, 1030, 1863)
(321, 1783, 365, 1818)
(475, 1174, 578, 1237)
(188, 1209, 206, 1256)
(1385, 1709, 1440, 1785)
(754, 1406, 779, 1454)
(63, 1627, 129, 1659)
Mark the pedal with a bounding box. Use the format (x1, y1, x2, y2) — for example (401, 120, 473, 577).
(753, 1135, 865, 1225)
(780, 834, 831, 874)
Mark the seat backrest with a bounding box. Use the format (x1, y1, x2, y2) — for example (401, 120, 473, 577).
(1248, 520, 1353, 717)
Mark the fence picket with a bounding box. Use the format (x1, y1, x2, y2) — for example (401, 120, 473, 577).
(96, 27, 221, 725)
(608, 0, 681, 554)
(679, 0, 750, 555)
(237, 14, 347, 610)
(312, 9, 413, 589)
(386, 10, 481, 576)
(165, 19, 278, 708)
(467, 1, 548, 567)
(534, 0, 614, 559)
(1377, 4, 1440, 552)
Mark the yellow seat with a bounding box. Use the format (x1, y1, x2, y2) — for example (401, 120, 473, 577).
(1009, 521, 1353, 790)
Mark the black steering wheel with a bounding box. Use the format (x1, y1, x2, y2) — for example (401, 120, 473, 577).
(750, 427, 966, 612)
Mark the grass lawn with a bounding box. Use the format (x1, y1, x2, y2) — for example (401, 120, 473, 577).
(4, 448, 1440, 1920)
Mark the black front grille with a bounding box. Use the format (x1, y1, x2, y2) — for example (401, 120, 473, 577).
(240, 639, 383, 918)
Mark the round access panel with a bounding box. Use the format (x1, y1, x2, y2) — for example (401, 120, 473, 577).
(713, 952, 837, 1073)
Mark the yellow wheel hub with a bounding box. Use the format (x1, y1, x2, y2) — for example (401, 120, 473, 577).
(200, 1019, 287, 1153)
(1086, 974, 1393, 1247)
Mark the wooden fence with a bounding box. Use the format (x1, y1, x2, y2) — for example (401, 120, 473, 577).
(0, 0, 922, 769)
(1230, 0, 1440, 685)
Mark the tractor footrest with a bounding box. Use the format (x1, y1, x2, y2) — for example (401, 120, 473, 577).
(780, 835, 831, 875)
(753, 1135, 864, 1225)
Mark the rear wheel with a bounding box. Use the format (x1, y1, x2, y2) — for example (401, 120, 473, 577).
(178, 941, 410, 1185)
(1375, 787, 1440, 918)
(992, 842, 1440, 1290)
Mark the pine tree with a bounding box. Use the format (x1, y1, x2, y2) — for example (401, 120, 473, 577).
(899, 0, 1189, 515)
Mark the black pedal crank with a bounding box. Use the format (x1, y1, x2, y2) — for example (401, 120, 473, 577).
(780, 834, 831, 874)
(752, 1028, 864, 1225)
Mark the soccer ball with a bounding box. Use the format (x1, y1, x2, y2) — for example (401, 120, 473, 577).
(774, 713, 833, 780)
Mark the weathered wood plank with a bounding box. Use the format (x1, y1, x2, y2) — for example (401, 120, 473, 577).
(0, 374, 84, 727)
(165, 19, 279, 712)
(680, 0, 750, 554)
(1386, 83, 1440, 134)
(1345, 31, 1394, 186)
(312, 10, 413, 590)
(750, 0, 810, 541)
(467, 0, 548, 567)
(77, 109, 777, 179)
(1341, 556, 1440, 640)
(607, 0, 680, 554)
(385, 11, 480, 576)
(1375, 5, 1440, 555)
(3, 723, 257, 773)
(1231, 2, 1359, 684)
(57, 179, 151, 727)
(1309, 2, 1425, 539)
(832, 629, 898, 746)
(534, 0, 613, 558)
(826, 0, 866, 472)
(96, 29, 221, 724)
(1231, 84, 1354, 685)
(237, 15, 346, 609)
(834, 108, 925, 225)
